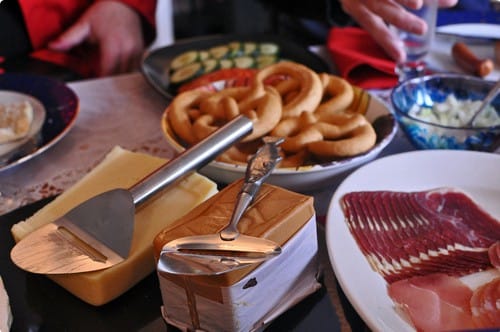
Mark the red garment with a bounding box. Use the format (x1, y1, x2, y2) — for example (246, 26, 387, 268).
(18, 0, 156, 77)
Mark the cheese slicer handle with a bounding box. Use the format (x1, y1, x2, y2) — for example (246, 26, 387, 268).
(129, 115, 253, 207)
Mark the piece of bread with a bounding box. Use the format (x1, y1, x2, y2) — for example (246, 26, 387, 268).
(0, 101, 33, 144)
(0, 276, 12, 332)
(11, 146, 218, 306)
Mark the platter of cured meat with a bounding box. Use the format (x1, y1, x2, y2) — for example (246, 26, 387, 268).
(325, 150, 500, 332)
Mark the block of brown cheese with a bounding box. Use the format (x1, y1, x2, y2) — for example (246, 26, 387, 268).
(154, 179, 320, 331)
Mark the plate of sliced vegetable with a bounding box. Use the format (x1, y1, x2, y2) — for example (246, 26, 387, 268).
(141, 34, 331, 99)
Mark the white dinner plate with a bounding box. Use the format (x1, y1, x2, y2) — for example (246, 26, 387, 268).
(0, 91, 46, 159)
(436, 23, 500, 41)
(325, 150, 500, 332)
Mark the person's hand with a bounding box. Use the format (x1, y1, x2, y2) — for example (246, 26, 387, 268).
(339, 0, 458, 63)
(48, 1, 145, 76)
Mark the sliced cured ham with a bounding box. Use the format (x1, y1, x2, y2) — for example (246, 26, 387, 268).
(388, 273, 475, 332)
(341, 188, 500, 283)
(489, 242, 500, 269)
(470, 277, 500, 328)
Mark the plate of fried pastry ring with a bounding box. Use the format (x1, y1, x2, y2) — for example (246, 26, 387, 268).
(162, 61, 397, 192)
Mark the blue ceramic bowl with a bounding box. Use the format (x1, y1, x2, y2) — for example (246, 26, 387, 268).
(391, 74, 500, 152)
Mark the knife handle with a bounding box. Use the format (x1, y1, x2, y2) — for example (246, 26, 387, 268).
(452, 42, 494, 77)
(219, 138, 282, 241)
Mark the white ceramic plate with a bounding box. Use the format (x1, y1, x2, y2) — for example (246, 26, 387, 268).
(325, 150, 500, 332)
(0, 91, 46, 159)
(162, 93, 397, 192)
(436, 23, 500, 41)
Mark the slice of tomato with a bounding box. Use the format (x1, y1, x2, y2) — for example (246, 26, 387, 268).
(178, 68, 257, 93)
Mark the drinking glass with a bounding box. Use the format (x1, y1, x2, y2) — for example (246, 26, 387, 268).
(394, 0, 438, 81)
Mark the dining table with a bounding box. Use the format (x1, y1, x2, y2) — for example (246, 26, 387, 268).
(0, 33, 498, 332)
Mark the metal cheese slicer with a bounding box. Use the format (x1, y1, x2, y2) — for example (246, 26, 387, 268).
(11, 115, 254, 274)
(159, 137, 284, 276)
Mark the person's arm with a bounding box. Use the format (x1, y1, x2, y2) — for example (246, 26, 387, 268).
(49, 0, 157, 76)
(115, 0, 157, 43)
(337, 0, 458, 62)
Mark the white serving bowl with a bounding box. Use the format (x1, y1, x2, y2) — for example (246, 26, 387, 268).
(162, 93, 397, 192)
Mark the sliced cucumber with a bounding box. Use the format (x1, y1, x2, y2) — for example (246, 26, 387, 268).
(227, 41, 242, 57)
(242, 42, 257, 56)
(170, 62, 202, 85)
(219, 58, 234, 69)
(256, 55, 278, 68)
(199, 50, 210, 61)
(259, 42, 280, 56)
(233, 56, 256, 69)
(170, 51, 200, 71)
(209, 45, 229, 59)
(169, 40, 283, 85)
(202, 58, 219, 74)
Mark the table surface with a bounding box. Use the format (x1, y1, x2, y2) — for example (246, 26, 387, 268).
(0, 36, 498, 332)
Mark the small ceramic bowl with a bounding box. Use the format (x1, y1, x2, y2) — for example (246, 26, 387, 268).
(391, 74, 500, 152)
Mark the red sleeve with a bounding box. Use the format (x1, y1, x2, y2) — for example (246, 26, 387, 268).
(20, 0, 157, 49)
(19, 0, 158, 78)
(19, 0, 90, 49)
